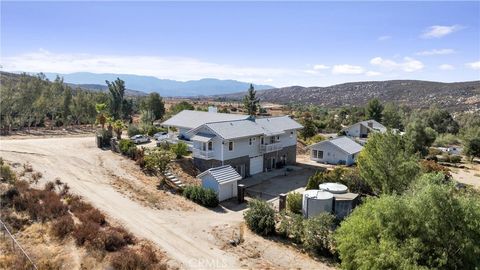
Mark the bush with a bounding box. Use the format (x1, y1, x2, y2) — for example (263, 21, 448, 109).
(302, 213, 335, 255)
(51, 215, 75, 239)
(110, 244, 161, 270)
(420, 160, 451, 181)
(450, 155, 462, 164)
(68, 195, 94, 214)
(143, 149, 173, 175)
(103, 227, 135, 252)
(119, 139, 136, 156)
(244, 199, 275, 236)
(73, 221, 100, 246)
(286, 192, 302, 214)
(97, 129, 113, 147)
(127, 125, 142, 137)
(182, 185, 219, 207)
(0, 163, 16, 183)
(277, 211, 304, 243)
(78, 208, 106, 226)
(170, 142, 189, 159)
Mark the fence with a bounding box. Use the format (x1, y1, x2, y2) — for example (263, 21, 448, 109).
(0, 218, 38, 270)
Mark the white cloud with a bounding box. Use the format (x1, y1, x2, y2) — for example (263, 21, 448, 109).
(332, 64, 365, 75)
(377, 35, 391, 41)
(416, 48, 456, 56)
(313, 64, 330, 70)
(370, 56, 424, 72)
(421, 25, 463, 39)
(438, 64, 454, 70)
(466, 61, 480, 70)
(365, 71, 382, 77)
(1, 49, 293, 84)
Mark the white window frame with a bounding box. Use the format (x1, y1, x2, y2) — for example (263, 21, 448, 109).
(228, 141, 234, 151)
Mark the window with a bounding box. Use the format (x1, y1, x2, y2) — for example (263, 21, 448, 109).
(276, 136, 280, 141)
(228, 141, 234, 151)
(249, 138, 255, 145)
(318, 151, 324, 159)
(260, 137, 264, 145)
(208, 141, 213, 151)
(290, 131, 294, 138)
(312, 150, 318, 158)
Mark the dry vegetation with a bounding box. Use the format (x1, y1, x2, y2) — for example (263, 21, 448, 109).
(0, 161, 174, 270)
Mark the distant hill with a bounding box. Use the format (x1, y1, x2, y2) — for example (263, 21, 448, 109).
(65, 83, 146, 96)
(42, 72, 273, 97)
(219, 80, 480, 111)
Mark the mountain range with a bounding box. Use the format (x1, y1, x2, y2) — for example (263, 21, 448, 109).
(42, 72, 273, 97)
(218, 80, 480, 111)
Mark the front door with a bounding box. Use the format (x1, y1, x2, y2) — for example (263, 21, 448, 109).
(270, 157, 276, 169)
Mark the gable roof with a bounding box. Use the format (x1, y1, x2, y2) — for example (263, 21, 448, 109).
(310, 136, 363, 155)
(161, 110, 249, 129)
(187, 115, 303, 140)
(359, 119, 387, 132)
(197, 165, 242, 184)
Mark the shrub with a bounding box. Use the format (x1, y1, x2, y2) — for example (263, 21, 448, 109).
(0, 163, 16, 183)
(170, 142, 189, 159)
(286, 192, 302, 214)
(277, 211, 304, 243)
(144, 149, 173, 175)
(244, 199, 276, 236)
(78, 208, 106, 226)
(110, 244, 161, 270)
(119, 139, 136, 156)
(68, 195, 94, 214)
(302, 213, 335, 255)
(44, 181, 56, 191)
(420, 160, 451, 181)
(97, 129, 113, 147)
(51, 215, 75, 239)
(127, 125, 142, 137)
(73, 221, 100, 246)
(103, 227, 135, 252)
(450, 155, 462, 164)
(182, 185, 219, 207)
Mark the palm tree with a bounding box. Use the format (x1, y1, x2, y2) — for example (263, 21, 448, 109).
(112, 120, 125, 140)
(95, 103, 108, 129)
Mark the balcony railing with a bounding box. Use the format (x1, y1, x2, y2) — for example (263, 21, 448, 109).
(260, 142, 282, 153)
(192, 149, 214, 159)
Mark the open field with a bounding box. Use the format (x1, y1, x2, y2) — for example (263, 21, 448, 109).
(0, 136, 334, 269)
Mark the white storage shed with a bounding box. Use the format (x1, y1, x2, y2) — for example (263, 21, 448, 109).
(197, 165, 241, 202)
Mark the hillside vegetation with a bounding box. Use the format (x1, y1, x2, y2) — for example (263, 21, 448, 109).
(219, 80, 480, 111)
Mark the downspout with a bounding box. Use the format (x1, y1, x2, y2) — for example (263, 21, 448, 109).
(221, 140, 224, 166)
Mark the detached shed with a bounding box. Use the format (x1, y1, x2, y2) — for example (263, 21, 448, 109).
(197, 165, 241, 202)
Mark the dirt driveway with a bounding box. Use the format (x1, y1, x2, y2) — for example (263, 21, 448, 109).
(0, 136, 334, 270)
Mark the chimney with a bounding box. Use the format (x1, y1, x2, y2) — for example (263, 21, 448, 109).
(208, 106, 218, 113)
(367, 121, 373, 128)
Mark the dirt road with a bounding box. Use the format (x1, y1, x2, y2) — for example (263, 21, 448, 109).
(0, 136, 333, 269)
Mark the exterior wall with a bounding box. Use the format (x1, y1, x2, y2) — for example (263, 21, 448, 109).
(194, 155, 250, 177)
(344, 123, 361, 137)
(178, 127, 191, 139)
(201, 175, 238, 202)
(222, 136, 262, 160)
(263, 145, 297, 171)
(311, 142, 352, 165)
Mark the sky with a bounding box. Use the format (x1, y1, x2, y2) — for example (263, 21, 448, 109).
(1, 1, 480, 87)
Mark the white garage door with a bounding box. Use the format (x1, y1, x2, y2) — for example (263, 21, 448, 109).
(250, 155, 263, 175)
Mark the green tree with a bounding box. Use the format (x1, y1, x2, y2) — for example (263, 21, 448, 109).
(404, 120, 437, 157)
(365, 98, 383, 122)
(142, 93, 165, 120)
(243, 84, 259, 116)
(357, 131, 420, 194)
(144, 148, 173, 175)
(422, 106, 460, 134)
(335, 175, 480, 270)
(300, 118, 317, 140)
(302, 213, 335, 255)
(106, 78, 126, 119)
(170, 142, 189, 159)
(170, 101, 194, 114)
(62, 86, 72, 126)
(95, 103, 108, 129)
(286, 192, 302, 214)
(464, 137, 480, 161)
(382, 103, 403, 129)
(112, 120, 125, 140)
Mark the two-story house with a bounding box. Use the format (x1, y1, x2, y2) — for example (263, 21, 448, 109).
(342, 119, 387, 138)
(162, 110, 303, 177)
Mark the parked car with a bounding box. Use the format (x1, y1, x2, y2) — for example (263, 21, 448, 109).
(130, 134, 150, 144)
(153, 131, 168, 141)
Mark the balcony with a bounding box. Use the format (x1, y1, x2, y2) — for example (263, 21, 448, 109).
(192, 148, 214, 160)
(260, 142, 282, 153)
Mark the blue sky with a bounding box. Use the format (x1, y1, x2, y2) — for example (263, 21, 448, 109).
(1, 1, 479, 87)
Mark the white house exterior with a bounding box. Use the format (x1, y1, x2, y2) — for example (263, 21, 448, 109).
(162, 110, 303, 177)
(342, 119, 387, 138)
(198, 165, 241, 202)
(309, 136, 363, 166)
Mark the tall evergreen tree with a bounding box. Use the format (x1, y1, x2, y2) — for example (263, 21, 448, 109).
(365, 98, 384, 122)
(106, 78, 126, 119)
(243, 84, 259, 116)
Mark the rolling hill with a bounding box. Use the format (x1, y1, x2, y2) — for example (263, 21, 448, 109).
(219, 80, 480, 111)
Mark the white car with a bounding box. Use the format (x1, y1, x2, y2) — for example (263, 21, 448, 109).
(130, 135, 150, 144)
(153, 132, 168, 141)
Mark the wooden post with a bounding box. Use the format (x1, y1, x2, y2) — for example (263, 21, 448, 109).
(279, 193, 287, 212)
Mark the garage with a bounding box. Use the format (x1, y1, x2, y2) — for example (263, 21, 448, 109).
(197, 165, 241, 202)
(249, 155, 264, 175)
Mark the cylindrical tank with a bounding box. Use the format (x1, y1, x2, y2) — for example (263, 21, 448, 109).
(319, 182, 348, 194)
(302, 190, 334, 218)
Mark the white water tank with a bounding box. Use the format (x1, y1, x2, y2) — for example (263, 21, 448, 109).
(302, 190, 334, 218)
(319, 182, 348, 194)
